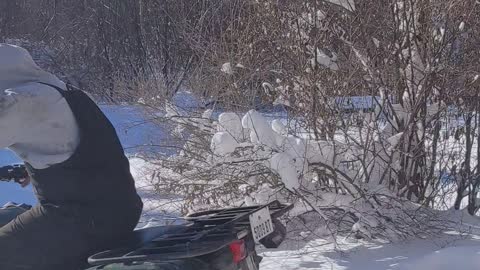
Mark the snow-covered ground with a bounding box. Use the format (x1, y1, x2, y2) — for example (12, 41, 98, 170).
(2, 103, 480, 269)
(258, 208, 480, 270)
(261, 234, 480, 270)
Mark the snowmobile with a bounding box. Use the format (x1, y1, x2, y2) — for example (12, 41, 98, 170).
(0, 164, 293, 270)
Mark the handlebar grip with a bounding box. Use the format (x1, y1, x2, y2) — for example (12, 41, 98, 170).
(0, 164, 28, 182)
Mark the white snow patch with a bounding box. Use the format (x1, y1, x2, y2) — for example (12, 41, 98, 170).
(327, 0, 356, 11)
(221, 62, 234, 75)
(165, 102, 180, 117)
(387, 132, 404, 149)
(129, 157, 185, 227)
(311, 48, 339, 71)
(272, 119, 288, 136)
(202, 109, 213, 119)
(405, 246, 480, 270)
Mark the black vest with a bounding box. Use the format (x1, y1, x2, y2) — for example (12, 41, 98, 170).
(26, 84, 142, 208)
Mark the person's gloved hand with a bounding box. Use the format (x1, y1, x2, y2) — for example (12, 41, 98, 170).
(15, 175, 30, 188)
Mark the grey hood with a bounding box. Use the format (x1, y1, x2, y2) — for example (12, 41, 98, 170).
(0, 43, 65, 91)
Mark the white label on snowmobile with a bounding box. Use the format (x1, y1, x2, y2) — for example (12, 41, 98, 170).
(249, 206, 274, 243)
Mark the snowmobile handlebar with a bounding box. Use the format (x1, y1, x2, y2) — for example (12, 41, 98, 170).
(0, 164, 28, 182)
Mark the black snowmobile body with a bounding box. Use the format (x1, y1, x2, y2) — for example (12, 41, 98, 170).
(85, 201, 292, 270)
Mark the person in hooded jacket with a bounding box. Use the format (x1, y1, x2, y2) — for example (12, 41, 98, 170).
(0, 44, 143, 270)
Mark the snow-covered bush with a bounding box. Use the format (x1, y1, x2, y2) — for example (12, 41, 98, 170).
(138, 98, 451, 240)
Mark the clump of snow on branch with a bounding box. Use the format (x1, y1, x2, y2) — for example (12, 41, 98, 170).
(221, 62, 234, 75)
(211, 132, 239, 156)
(326, 0, 356, 12)
(310, 48, 339, 71)
(217, 113, 245, 140)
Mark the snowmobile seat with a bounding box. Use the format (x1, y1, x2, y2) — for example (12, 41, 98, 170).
(88, 224, 191, 265)
(109, 224, 190, 250)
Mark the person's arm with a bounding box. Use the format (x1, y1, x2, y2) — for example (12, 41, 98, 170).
(2, 83, 65, 148)
(0, 89, 21, 148)
(0, 89, 29, 186)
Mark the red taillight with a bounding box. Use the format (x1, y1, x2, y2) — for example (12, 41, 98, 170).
(229, 239, 247, 263)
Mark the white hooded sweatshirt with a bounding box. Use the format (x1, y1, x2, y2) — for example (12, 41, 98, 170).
(0, 44, 79, 169)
